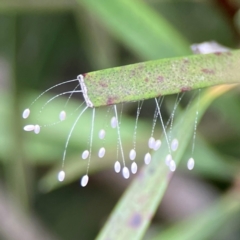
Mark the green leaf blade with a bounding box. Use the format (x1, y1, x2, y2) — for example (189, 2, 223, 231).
(78, 0, 190, 60)
(82, 50, 240, 107)
(96, 85, 235, 240)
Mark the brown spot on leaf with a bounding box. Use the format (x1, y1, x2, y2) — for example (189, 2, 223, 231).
(157, 76, 164, 82)
(106, 96, 118, 105)
(181, 86, 192, 92)
(201, 68, 215, 74)
(145, 77, 149, 82)
(99, 82, 108, 88)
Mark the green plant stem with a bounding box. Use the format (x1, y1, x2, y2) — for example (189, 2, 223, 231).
(5, 15, 30, 212)
(81, 50, 240, 107)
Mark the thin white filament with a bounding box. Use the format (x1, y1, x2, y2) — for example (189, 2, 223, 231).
(30, 79, 79, 107)
(86, 108, 95, 174)
(155, 98, 171, 153)
(51, 84, 80, 123)
(165, 92, 185, 131)
(63, 83, 80, 108)
(43, 102, 84, 128)
(169, 93, 179, 142)
(192, 89, 201, 155)
(62, 106, 88, 168)
(151, 108, 158, 137)
(114, 105, 126, 167)
(39, 90, 82, 115)
(132, 101, 143, 150)
(179, 91, 197, 126)
(150, 97, 163, 138)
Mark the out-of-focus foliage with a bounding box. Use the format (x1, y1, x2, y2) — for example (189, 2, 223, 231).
(0, 1, 240, 240)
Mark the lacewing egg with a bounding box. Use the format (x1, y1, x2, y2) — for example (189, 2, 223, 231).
(165, 154, 172, 166)
(58, 171, 65, 182)
(98, 129, 106, 139)
(129, 149, 136, 160)
(23, 125, 35, 131)
(131, 162, 138, 174)
(82, 150, 89, 160)
(34, 125, 40, 134)
(81, 175, 89, 187)
(153, 139, 161, 151)
(171, 138, 179, 151)
(144, 152, 151, 165)
(111, 116, 117, 128)
(114, 161, 121, 173)
(187, 157, 195, 170)
(169, 160, 176, 172)
(98, 147, 106, 158)
(122, 167, 130, 179)
(59, 110, 66, 121)
(22, 108, 30, 119)
(148, 137, 155, 149)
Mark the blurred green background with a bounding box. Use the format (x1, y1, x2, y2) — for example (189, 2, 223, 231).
(0, 0, 240, 239)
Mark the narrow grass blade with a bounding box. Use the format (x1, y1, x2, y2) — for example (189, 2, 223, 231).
(78, 0, 190, 60)
(96, 85, 235, 240)
(153, 193, 240, 240)
(81, 51, 240, 107)
(0, 0, 75, 12)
